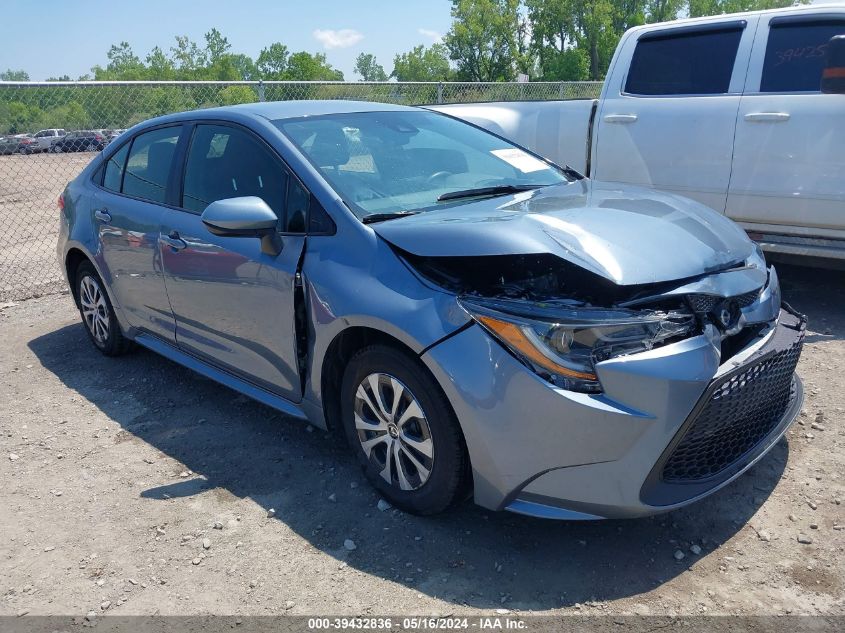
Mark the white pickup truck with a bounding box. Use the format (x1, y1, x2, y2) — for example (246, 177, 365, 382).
(436, 4, 845, 262)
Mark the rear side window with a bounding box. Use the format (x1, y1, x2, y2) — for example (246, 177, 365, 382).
(103, 143, 129, 192)
(626, 27, 744, 95)
(761, 20, 845, 92)
(123, 127, 180, 203)
(182, 124, 292, 227)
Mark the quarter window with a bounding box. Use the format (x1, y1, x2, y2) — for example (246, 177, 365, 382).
(183, 125, 303, 232)
(123, 127, 180, 204)
(103, 143, 129, 192)
(626, 27, 744, 95)
(761, 21, 845, 93)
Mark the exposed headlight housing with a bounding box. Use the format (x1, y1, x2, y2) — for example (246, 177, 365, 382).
(459, 297, 696, 393)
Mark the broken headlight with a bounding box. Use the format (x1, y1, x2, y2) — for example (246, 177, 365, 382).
(459, 297, 696, 393)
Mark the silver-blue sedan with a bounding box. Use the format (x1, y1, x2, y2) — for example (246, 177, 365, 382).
(56, 100, 804, 519)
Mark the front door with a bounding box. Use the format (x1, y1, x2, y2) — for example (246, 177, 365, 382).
(727, 15, 845, 233)
(593, 19, 756, 212)
(95, 126, 183, 342)
(159, 123, 307, 400)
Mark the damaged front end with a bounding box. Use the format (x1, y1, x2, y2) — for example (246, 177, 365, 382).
(402, 245, 783, 395)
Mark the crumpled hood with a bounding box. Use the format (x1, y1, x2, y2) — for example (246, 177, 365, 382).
(372, 180, 755, 286)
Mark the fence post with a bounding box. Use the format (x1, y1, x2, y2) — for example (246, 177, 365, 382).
(436, 82, 444, 104)
(258, 80, 265, 102)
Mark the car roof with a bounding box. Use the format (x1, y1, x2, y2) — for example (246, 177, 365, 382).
(154, 100, 419, 126)
(220, 99, 417, 120)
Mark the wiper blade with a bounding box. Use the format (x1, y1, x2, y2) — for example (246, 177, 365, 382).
(361, 211, 419, 224)
(436, 184, 546, 202)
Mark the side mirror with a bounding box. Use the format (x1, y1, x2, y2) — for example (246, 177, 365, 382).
(201, 196, 282, 256)
(822, 35, 845, 94)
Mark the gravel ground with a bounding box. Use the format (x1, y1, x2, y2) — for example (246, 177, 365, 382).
(0, 263, 842, 618)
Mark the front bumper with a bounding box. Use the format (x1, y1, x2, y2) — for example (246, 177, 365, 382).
(421, 305, 805, 520)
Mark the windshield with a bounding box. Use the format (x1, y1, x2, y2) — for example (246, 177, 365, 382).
(274, 111, 570, 219)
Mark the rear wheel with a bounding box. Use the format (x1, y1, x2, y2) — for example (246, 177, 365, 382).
(340, 345, 469, 515)
(75, 261, 133, 356)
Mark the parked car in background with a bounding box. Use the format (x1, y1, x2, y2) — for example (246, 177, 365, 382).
(50, 131, 106, 153)
(0, 135, 21, 155)
(105, 129, 126, 145)
(57, 100, 804, 520)
(436, 4, 845, 262)
(13, 134, 41, 154)
(32, 129, 66, 152)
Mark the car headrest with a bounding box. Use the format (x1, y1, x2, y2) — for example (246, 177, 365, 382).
(307, 127, 350, 168)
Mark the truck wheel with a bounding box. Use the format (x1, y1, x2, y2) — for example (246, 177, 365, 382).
(340, 344, 469, 515)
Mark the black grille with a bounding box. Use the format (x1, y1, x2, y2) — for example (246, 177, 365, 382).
(734, 289, 762, 308)
(661, 326, 804, 483)
(687, 290, 761, 314)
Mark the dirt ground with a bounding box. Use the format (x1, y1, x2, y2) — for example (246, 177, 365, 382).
(0, 152, 93, 301)
(0, 263, 842, 618)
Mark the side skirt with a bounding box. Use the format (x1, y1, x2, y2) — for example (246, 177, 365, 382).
(134, 333, 307, 421)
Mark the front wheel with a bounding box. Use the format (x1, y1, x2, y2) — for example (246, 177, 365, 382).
(75, 261, 133, 356)
(340, 345, 469, 515)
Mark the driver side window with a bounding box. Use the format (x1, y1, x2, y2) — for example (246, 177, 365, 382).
(183, 124, 307, 234)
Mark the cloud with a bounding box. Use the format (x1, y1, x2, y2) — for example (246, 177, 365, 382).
(417, 28, 443, 42)
(313, 29, 364, 49)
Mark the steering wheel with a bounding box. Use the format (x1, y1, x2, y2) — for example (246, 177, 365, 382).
(426, 170, 453, 184)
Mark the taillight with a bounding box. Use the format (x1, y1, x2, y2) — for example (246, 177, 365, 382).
(57, 192, 65, 212)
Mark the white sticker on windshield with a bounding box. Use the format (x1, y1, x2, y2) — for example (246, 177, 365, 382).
(490, 148, 548, 173)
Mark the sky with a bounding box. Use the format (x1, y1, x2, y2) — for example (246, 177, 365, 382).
(0, 0, 454, 80)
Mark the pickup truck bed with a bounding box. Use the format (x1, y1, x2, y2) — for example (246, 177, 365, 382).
(435, 4, 845, 261)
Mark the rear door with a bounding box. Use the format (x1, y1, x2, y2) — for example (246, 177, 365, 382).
(159, 122, 307, 400)
(593, 19, 756, 212)
(94, 125, 183, 342)
(727, 14, 845, 233)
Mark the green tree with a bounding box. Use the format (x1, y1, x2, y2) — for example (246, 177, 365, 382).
(391, 44, 453, 81)
(354, 53, 388, 81)
(646, 0, 683, 22)
(526, 0, 582, 79)
(687, 0, 806, 17)
(92, 42, 146, 80)
(145, 46, 176, 80)
(285, 52, 344, 80)
(1, 69, 30, 81)
(170, 36, 207, 76)
(444, 0, 528, 81)
(256, 43, 290, 80)
(228, 54, 259, 81)
(219, 85, 257, 105)
(204, 28, 231, 64)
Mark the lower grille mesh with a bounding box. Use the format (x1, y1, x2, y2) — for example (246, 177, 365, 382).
(661, 329, 804, 483)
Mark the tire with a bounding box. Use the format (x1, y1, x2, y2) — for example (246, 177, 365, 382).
(51, 144, 62, 153)
(340, 344, 469, 515)
(75, 261, 134, 356)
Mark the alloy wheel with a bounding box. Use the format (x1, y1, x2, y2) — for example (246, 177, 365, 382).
(80, 276, 110, 344)
(354, 372, 434, 491)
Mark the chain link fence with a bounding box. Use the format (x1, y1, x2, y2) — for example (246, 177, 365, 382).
(0, 80, 602, 301)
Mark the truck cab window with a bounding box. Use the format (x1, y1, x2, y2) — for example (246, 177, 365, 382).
(626, 28, 743, 96)
(761, 20, 845, 93)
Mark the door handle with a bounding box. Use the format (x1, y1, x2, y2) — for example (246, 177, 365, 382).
(94, 209, 111, 223)
(159, 231, 187, 252)
(744, 112, 790, 123)
(604, 113, 638, 123)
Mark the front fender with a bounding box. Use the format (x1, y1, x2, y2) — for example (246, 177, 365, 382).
(300, 232, 470, 425)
